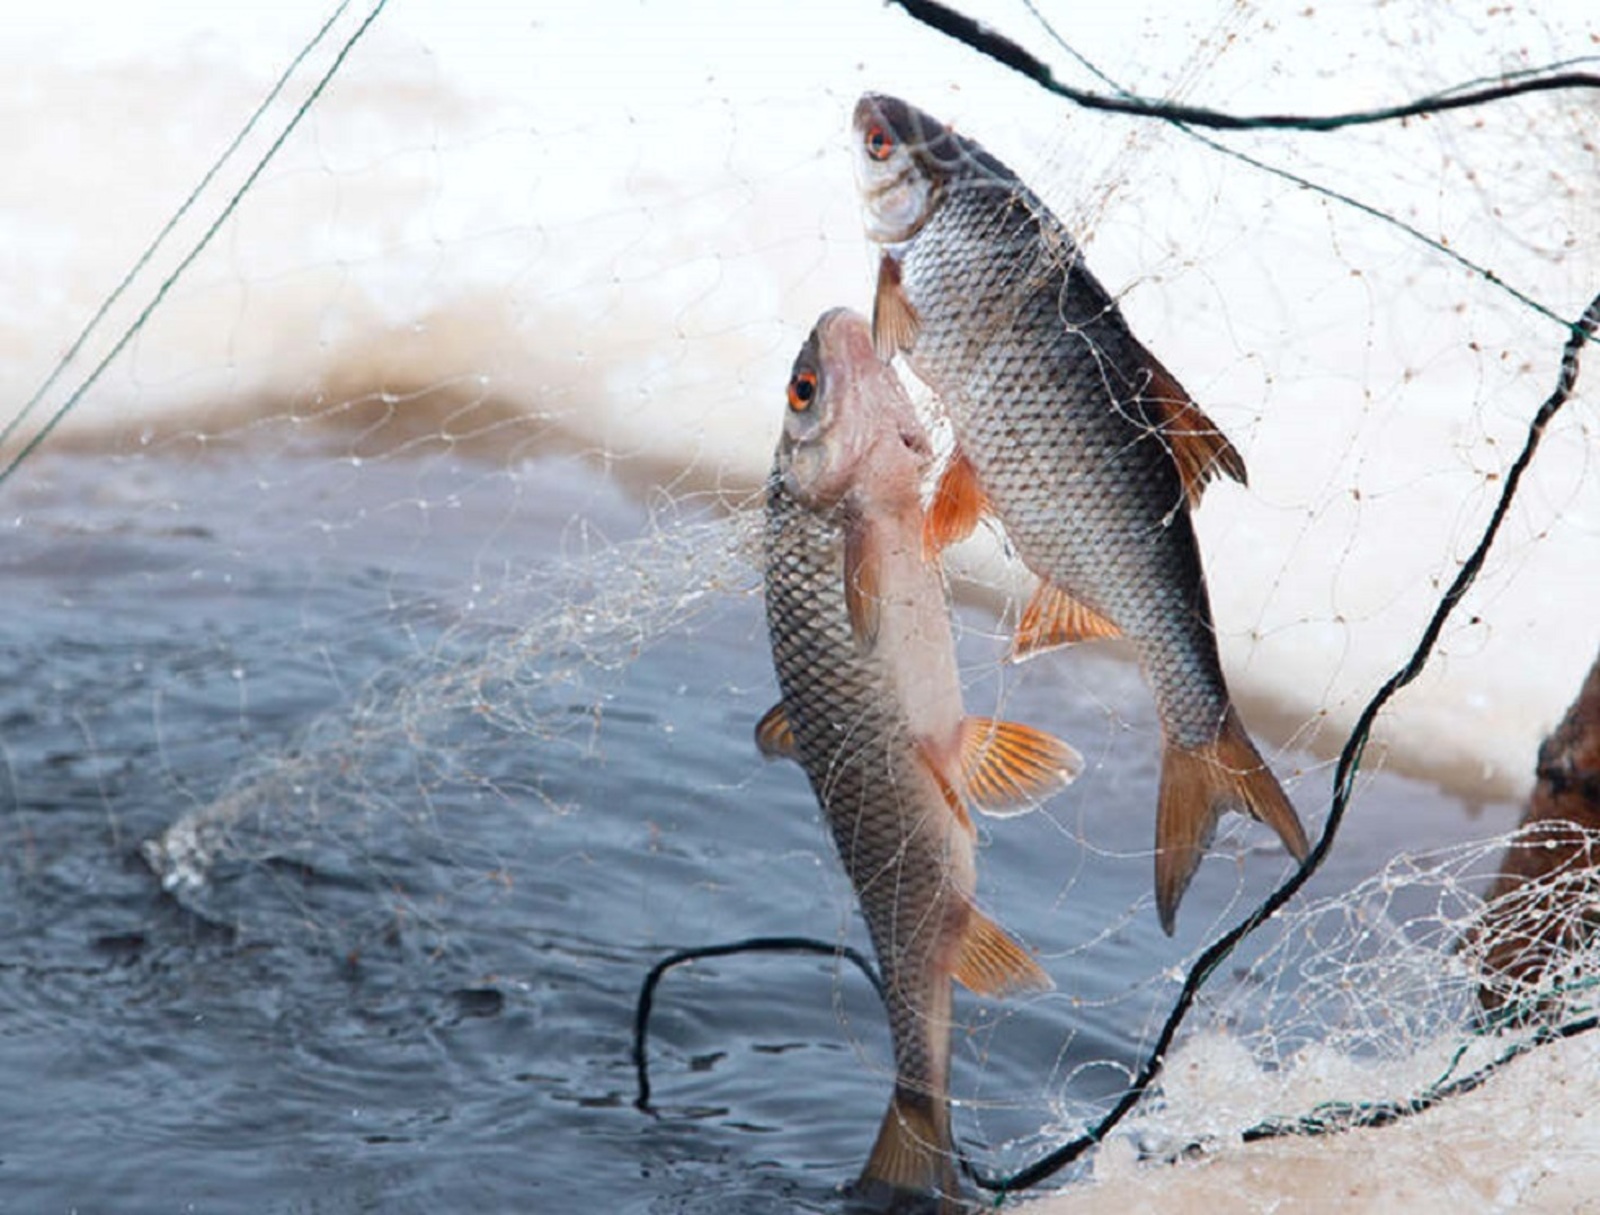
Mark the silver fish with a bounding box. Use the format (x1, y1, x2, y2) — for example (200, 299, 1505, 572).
(759, 308, 1080, 1211)
(851, 93, 1309, 933)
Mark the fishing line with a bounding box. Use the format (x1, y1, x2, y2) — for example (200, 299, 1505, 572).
(0, 0, 355, 461)
(631, 935, 883, 1113)
(889, 0, 1600, 133)
(966, 289, 1600, 1198)
(1014, 0, 1578, 332)
(0, 0, 392, 492)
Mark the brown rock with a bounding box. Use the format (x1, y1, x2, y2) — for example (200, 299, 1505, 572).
(1466, 648, 1600, 1019)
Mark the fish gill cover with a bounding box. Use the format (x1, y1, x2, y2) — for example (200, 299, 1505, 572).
(1, 2, 1597, 1212)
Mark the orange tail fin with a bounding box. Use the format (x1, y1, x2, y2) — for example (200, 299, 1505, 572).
(1155, 709, 1310, 934)
(854, 1089, 964, 1214)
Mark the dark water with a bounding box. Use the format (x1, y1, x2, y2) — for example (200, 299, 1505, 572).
(0, 439, 1518, 1213)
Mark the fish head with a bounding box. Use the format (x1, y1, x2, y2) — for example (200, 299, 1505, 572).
(856, 93, 983, 244)
(853, 93, 1019, 245)
(778, 308, 930, 512)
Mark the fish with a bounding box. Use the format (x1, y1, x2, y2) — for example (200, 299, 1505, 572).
(850, 93, 1310, 933)
(758, 308, 1082, 1213)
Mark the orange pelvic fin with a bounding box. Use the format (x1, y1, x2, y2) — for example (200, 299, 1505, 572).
(958, 716, 1082, 816)
(753, 703, 797, 761)
(1011, 580, 1121, 660)
(916, 739, 974, 834)
(872, 253, 922, 361)
(843, 520, 883, 650)
(952, 903, 1054, 996)
(1138, 352, 1248, 507)
(922, 448, 989, 558)
(1155, 709, 1310, 934)
(856, 1090, 962, 1214)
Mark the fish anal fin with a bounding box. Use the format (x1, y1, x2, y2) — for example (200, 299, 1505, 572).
(1155, 709, 1310, 934)
(754, 703, 797, 761)
(1011, 581, 1121, 660)
(1140, 355, 1249, 507)
(855, 1089, 961, 1210)
(922, 449, 989, 559)
(952, 904, 1053, 995)
(959, 717, 1082, 816)
(872, 254, 921, 361)
(843, 522, 882, 650)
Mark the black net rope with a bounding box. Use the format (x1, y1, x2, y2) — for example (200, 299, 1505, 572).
(631, 936, 884, 1115)
(633, 4, 1600, 1199)
(629, 289, 1598, 1198)
(14, 0, 1592, 1203)
(902, 5, 1600, 1192)
(970, 290, 1598, 1199)
(891, 0, 1600, 134)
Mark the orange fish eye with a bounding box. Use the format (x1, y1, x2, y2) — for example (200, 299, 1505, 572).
(864, 124, 893, 161)
(787, 370, 818, 412)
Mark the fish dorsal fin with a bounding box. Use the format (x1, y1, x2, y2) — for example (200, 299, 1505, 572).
(872, 254, 921, 361)
(1138, 354, 1248, 507)
(843, 521, 883, 650)
(952, 904, 1054, 995)
(958, 717, 1082, 815)
(1011, 581, 1121, 659)
(922, 448, 989, 558)
(754, 703, 798, 761)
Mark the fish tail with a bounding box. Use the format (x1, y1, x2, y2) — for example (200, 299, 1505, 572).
(1155, 708, 1310, 934)
(853, 1087, 965, 1213)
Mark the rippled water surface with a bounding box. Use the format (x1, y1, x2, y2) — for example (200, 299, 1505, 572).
(0, 442, 1515, 1213)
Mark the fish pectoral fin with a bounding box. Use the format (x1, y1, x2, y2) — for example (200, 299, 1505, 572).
(1155, 708, 1310, 934)
(952, 904, 1054, 995)
(872, 254, 921, 360)
(1010, 581, 1121, 660)
(1139, 354, 1249, 507)
(958, 717, 1082, 815)
(922, 448, 989, 559)
(754, 703, 798, 761)
(843, 521, 883, 650)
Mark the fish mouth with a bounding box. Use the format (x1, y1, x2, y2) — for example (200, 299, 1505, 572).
(814, 306, 876, 363)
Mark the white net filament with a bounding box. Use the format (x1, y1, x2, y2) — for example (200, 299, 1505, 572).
(5, 1, 1599, 1208)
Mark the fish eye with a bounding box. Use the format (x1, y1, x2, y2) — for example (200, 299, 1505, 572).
(787, 370, 818, 412)
(864, 124, 894, 162)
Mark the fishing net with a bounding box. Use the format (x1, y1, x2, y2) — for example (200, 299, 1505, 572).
(5, 1, 1598, 1209)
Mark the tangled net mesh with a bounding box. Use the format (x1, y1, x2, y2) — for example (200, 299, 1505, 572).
(7, 0, 1600, 1204)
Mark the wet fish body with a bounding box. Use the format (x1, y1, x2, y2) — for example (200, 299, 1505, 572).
(759, 309, 1078, 1211)
(851, 94, 1309, 931)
